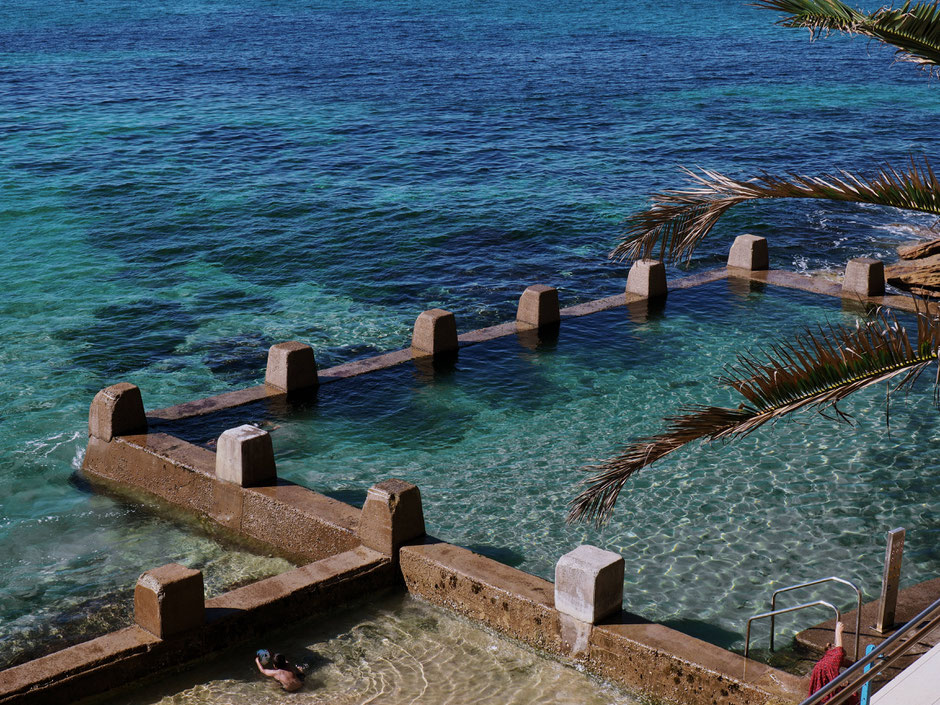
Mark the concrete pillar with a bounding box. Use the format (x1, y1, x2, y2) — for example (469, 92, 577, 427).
(876, 527, 905, 634)
(727, 234, 769, 271)
(134, 563, 204, 638)
(412, 309, 458, 356)
(625, 259, 667, 299)
(517, 285, 560, 329)
(554, 545, 624, 624)
(88, 382, 147, 442)
(843, 258, 886, 297)
(265, 341, 318, 392)
(358, 479, 426, 558)
(216, 425, 276, 487)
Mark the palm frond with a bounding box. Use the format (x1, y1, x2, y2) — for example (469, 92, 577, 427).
(752, 0, 865, 35)
(568, 305, 940, 527)
(868, 1, 940, 70)
(613, 158, 940, 264)
(756, 0, 940, 70)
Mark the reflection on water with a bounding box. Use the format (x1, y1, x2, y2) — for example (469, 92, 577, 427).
(103, 594, 637, 705)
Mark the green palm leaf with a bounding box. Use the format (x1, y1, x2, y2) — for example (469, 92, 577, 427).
(755, 0, 940, 70)
(568, 305, 940, 526)
(753, 0, 864, 34)
(613, 158, 940, 264)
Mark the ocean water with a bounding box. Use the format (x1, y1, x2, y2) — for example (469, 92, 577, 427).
(2, 0, 940, 672)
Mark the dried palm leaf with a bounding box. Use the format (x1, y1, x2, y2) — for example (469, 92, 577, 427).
(613, 158, 940, 264)
(568, 304, 940, 526)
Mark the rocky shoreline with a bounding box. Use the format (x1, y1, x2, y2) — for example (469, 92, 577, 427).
(886, 236, 940, 298)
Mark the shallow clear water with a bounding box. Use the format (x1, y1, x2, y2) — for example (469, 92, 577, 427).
(218, 281, 936, 651)
(2, 0, 940, 671)
(98, 594, 637, 705)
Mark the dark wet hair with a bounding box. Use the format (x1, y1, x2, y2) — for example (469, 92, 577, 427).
(273, 653, 288, 670)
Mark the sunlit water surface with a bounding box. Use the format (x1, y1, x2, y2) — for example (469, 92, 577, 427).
(98, 594, 637, 705)
(165, 281, 940, 653)
(3, 0, 940, 671)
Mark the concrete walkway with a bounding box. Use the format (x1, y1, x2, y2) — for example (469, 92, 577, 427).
(871, 639, 940, 704)
(795, 577, 940, 688)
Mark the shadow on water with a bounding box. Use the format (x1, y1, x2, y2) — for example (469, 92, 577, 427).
(463, 543, 527, 568)
(660, 617, 743, 651)
(323, 488, 368, 508)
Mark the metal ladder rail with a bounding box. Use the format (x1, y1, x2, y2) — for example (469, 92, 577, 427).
(800, 594, 940, 705)
(744, 600, 841, 672)
(770, 576, 863, 660)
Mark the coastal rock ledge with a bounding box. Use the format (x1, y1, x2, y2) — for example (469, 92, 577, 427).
(886, 237, 940, 297)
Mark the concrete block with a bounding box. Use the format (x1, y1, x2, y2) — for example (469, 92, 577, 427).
(555, 545, 624, 624)
(88, 383, 147, 442)
(843, 257, 885, 297)
(625, 259, 667, 299)
(727, 234, 769, 271)
(411, 309, 458, 356)
(134, 563, 204, 638)
(358, 479, 426, 557)
(517, 285, 560, 329)
(265, 341, 318, 392)
(215, 425, 276, 487)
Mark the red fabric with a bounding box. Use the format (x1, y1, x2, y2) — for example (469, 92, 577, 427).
(809, 647, 860, 704)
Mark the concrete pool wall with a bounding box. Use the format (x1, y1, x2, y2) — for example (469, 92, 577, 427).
(0, 238, 918, 705)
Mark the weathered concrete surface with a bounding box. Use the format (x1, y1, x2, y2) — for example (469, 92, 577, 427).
(82, 434, 359, 564)
(554, 545, 624, 624)
(0, 548, 393, 705)
(215, 424, 276, 487)
(358, 479, 426, 558)
(265, 341, 318, 392)
(89, 383, 147, 442)
(134, 564, 204, 639)
(795, 577, 940, 688)
(728, 234, 769, 271)
(626, 259, 668, 299)
(401, 540, 562, 652)
(412, 308, 458, 356)
(589, 618, 805, 705)
(843, 258, 886, 297)
(400, 539, 804, 705)
(517, 284, 560, 329)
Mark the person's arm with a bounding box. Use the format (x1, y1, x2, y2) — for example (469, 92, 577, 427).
(256, 657, 277, 677)
(834, 621, 844, 649)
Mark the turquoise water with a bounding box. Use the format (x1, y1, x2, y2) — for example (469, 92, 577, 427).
(2, 0, 940, 671)
(178, 281, 940, 652)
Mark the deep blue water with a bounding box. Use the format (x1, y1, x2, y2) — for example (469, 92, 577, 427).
(2, 0, 939, 667)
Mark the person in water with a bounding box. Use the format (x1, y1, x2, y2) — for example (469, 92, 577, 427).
(256, 650, 305, 692)
(808, 621, 860, 704)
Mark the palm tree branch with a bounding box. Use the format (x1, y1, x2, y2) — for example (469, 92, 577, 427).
(755, 0, 940, 70)
(866, 2, 940, 69)
(751, 0, 865, 35)
(613, 159, 940, 264)
(568, 307, 940, 526)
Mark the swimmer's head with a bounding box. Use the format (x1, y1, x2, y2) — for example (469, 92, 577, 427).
(273, 653, 288, 670)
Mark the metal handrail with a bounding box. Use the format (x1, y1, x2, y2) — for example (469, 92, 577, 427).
(800, 594, 940, 705)
(745, 600, 840, 670)
(771, 576, 863, 659)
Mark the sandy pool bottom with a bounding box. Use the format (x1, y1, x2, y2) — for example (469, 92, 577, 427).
(97, 593, 638, 705)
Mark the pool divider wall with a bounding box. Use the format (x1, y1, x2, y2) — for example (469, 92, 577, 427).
(10, 250, 925, 704)
(0, 547, 395, 705)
